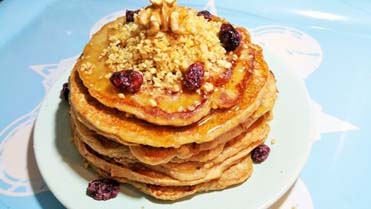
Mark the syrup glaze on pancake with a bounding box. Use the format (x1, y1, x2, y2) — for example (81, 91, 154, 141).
(76, 9, 255, 126)
(69, 44, 277, 148)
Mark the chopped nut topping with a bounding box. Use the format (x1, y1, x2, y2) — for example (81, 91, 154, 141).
(117, 93, 125, 99)
(271, 138, 277, 145)
(81, 62, 95, 75)
(104, 73, 112, 79)
(177, 106, 185, 112)
(148, 99, 158, 106)
(202, 82, 214, 93)
(100, 0, 232, 94)
(187, 105, 196, 111)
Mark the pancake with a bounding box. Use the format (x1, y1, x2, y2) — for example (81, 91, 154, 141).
(72, 124, 266, 185)
(69, 48, 276, 148)
(76, 9, 255, 126)
(94, 155, 253, 201)
(71, 108, 272, 165)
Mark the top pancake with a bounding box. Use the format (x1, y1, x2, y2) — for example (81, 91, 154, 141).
(69, 42, 277, 148)
(76, 6, 255, 126)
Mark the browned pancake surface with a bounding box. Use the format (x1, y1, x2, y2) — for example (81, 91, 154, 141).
(76, 12, 256, 126)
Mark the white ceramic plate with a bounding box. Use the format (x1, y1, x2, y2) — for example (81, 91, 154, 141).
(34, 50, 315, 209)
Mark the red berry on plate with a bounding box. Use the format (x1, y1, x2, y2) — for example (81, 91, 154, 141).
(61, 82, 69, 102)
(251, 144, 270, 163)
(86, 179, 120, 201)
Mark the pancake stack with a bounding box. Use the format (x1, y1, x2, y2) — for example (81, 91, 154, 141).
(68, 0, 277, 200)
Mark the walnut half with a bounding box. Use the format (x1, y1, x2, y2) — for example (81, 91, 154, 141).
(135, 0, 192, 36)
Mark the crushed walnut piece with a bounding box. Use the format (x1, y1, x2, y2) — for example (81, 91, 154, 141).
(148, 98, 158, 107)
(202, 82, 214, 93)
(271, 138, 277, 145)
(81, 62, 95, 75)
(134, 0, 177, 35)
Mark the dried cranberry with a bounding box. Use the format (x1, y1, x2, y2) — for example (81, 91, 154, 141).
(183, 63, 204, 91)
(219, 23, 241, 51)
(251, 144, 270, 163)
(86, 179, 120, 201)
(125, 10, 139, 23)
(197, 10, 213, 21)
(110, 70, 143, 93)
(61, 82, 69, 102)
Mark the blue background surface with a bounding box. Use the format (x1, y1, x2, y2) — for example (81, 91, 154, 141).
(0, 0, 371, 208)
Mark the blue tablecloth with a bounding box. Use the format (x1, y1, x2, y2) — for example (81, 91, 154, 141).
(0, 0, 370, 208)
